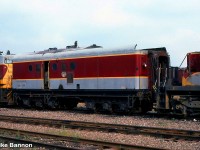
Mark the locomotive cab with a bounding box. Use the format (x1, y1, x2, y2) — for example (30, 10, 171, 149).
(182, 52, 200, 86)
(0, 53, 13, 105)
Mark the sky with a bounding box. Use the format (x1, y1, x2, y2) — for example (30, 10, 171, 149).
(0, 0, 200, 67)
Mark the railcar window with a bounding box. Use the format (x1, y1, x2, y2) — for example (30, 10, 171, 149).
(70, 62, 76, 70)
(28, 65, 32, 72)
(52, 63, 57, 71)
(36, 64, 41, 72)
(67, 73, 73, 83)
(61, 63, 66, 71)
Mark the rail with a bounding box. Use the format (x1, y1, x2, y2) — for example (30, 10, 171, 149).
(0, 127, 160, 150)
(0, 115, 199, 141)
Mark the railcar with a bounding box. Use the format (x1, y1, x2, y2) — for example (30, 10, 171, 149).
(8, 45, 169, 113)
(0, 52, 13, 105)
(166, 52, 200, 116)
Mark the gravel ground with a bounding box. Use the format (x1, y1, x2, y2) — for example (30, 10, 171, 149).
(0, 107, 199, 131)
(0, 108, 199, 149)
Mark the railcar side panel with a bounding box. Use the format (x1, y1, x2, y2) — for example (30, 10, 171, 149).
(13, 61, 42, 79)
(49, 77, 148, 89)
(13, 61, 43, 89)
(13, 53, 149, 90)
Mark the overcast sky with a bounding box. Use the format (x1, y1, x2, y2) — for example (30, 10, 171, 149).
(0, 0, 200, 66)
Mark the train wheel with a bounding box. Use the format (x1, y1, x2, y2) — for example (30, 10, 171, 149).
(65, 101, 78, 110)
(177, 104, 190, 117)
(102, 102, 113, 113)
(35, 99, 44, 109)
(14, 97, 22, 107)
(47, 98, 59, 109)
(22, 98, 32, 108)
(141, 99, 151, 113)
(94, 103, 102, 113)
(111, 104, 119, 113)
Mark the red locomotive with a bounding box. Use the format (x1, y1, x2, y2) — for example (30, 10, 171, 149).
(167, 52, 200, 116)
(0, 43, 200, 116)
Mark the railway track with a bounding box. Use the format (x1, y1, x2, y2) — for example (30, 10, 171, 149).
(0, 127, 160, 150)
(0, 115, 199, 141)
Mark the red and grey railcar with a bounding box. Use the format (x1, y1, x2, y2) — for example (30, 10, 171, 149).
(11, 46, 169, 112)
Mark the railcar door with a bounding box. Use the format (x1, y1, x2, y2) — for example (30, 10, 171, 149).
(43, 61, 49, 89)
(148, 48, 169, 108)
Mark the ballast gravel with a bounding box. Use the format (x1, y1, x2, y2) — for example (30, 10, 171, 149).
(0, 107, 199, 149)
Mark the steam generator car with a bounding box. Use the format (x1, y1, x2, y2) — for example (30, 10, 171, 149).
(0, 44, 199, 116)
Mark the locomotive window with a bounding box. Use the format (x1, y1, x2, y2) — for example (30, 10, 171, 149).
(67, 73, 73, 83)
(28, 65, 33, 72)
(4, 58, 12, 64)
(52, 63, 57, 71)
(36, 64, 41, 72)
(61, 63, 66, 71)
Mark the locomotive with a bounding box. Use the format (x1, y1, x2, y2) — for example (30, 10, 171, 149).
(0, 52, 12, 105)
(166, 52, 200, 116)
(0, 43, 199, 116)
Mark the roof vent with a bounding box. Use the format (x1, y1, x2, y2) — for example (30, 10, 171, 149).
(66, 41, 78, 49)
(85, 44, 102, 49)
(48, 47, 57, 50)
(6, 50, 10, 55)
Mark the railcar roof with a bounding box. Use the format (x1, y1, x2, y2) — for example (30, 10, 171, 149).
(188, 52, 200, 54)
(9, 46, 166, 62)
